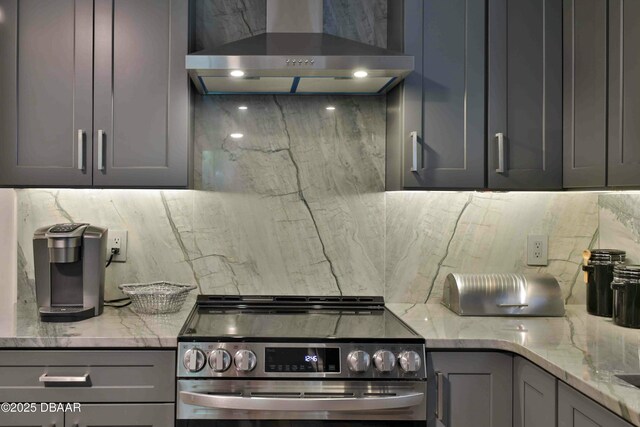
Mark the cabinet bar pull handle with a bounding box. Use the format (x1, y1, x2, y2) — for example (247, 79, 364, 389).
(497, 303, 529, 308)
(39, 373, 89, 384)
(410, 131, 419, 172)
(97, 129, 105, 171)
(77, 130, 85, 171)
(436, 371, 445, 422)
(495, 132, 506, 173)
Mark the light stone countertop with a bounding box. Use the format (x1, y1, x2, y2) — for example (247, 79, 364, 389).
(2, 298, 640, 425)
(387, 303, 640, 426)
(0, 293, 196, 348)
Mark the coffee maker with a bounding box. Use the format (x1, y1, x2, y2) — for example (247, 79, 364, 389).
(33, 223, 108, 322)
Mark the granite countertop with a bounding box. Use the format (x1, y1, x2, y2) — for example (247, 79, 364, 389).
(387, 303, 640, 426)
(0, 294, 196, 348)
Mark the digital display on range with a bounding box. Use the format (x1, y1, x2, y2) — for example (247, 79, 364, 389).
(265, 347, 340, 373)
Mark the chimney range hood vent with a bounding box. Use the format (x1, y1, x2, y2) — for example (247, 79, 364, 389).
(186, 0, 414, 95)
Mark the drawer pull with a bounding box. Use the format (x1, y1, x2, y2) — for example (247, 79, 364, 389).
(39, 373, 90, 385)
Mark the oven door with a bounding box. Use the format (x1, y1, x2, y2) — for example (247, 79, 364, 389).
(177, 379, 427, 426)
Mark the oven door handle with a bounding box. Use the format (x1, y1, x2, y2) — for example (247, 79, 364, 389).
(180, 391, 425, 412)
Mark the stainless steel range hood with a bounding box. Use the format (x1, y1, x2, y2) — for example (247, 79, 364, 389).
(186, 0, 414, 95)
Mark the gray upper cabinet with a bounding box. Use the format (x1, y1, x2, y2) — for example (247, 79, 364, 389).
(488, 0, 563, 190)
(0, 0, 188, 188)
(386, 0, 486, 190)
(514, 356, 557, 427)
(558, 382, 632, 427)
(0, 0, 94, 187)
(563, 0, 608, 188)
(93, 0, 189, 187)
(608, 0, 640, 187)
(428, 352, 512, 427)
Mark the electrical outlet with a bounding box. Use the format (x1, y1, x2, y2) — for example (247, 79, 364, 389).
(108, 230, 128, 262)
(527, 235, 548, 266)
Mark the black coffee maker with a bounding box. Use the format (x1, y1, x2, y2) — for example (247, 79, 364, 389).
(33, 223, 108, 322)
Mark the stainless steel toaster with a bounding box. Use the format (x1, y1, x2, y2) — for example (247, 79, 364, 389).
(442, 273, 565, 317)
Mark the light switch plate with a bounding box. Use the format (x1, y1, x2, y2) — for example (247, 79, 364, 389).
(108, 230, 128, 262)
(527, 235, 548, 266)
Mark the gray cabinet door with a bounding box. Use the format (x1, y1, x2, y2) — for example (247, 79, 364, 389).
(0, 0, 93, 187)
(93, 0, 189, 187)
(558, 382, 632, 427)
(608, 0, 640, 187)
(0, 411, 63, 427)
(488, 0, 562, 189)
(386, 0, 485, 190)
(64, 404, 174, 427)
(428, 352, 512, 427)
(514, 356, 557, 427)
(563, 0, 608, 188)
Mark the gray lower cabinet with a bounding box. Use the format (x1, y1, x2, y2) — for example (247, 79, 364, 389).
(428, 352, 512, 427)
(558, 382, 632, 427)
(514, 356, 557, 427)
(608, 0, 640, 187)
(0, 412, 63, 427)
(64, 404, 174, 427)
(488, 0, 563, 190)
(0, 350, 175, 427)
(563, 0, 608, 188)
(0, 0, 188, 188)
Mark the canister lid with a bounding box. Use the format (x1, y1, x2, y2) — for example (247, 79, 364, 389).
(613, 265, 640, 281)
(589, 249, 626, 264)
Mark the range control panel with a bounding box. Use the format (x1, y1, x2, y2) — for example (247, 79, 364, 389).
(177, 342, 426, 380)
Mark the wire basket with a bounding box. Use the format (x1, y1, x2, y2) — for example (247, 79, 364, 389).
(118, 282, 196, 314)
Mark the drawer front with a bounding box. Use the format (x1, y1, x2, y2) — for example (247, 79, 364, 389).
(0, 350, 175, 403)
(64, 403, 175, 426)
(0, 410, 63, 426)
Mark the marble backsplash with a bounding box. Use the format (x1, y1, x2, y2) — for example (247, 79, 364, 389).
(599, 192, 640, 264)
(385, 192, 600, 304)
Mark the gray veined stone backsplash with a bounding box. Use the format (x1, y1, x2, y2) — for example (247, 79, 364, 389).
(12, 1, 640, 308)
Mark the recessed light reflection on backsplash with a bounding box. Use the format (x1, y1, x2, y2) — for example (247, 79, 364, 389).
(238, 106, 248, 110)
(230, 133, 244, 139)
(326, 106, 336, 111)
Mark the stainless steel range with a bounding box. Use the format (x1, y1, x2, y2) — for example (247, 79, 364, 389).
(177, 295, 427, 426)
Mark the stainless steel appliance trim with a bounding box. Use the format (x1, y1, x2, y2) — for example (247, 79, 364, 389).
(39, 373, 89, 384)
(180, 390, 424, 412)
(177, 342, 426, 379)
(177, 379, 427, 421)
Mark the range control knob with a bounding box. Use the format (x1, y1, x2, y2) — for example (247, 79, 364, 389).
(183, 348, 206, 372)
(398, 351, 422, 373)
(373, 350, 397, 372)
(234, 350, 257, 372)
(347, 350, 371, 373)
(209, 349, 232, 372)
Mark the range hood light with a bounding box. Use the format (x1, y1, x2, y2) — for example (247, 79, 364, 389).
(230, 133, 244, 139)
(230, 70, 245, 77)
(353, 70, 368, 78)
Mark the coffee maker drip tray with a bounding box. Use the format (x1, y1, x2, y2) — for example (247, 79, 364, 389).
(38, 306, 97, 323)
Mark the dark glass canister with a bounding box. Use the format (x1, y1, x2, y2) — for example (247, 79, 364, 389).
(582, 249, 626, 317)
(612, 265, 640, 328)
